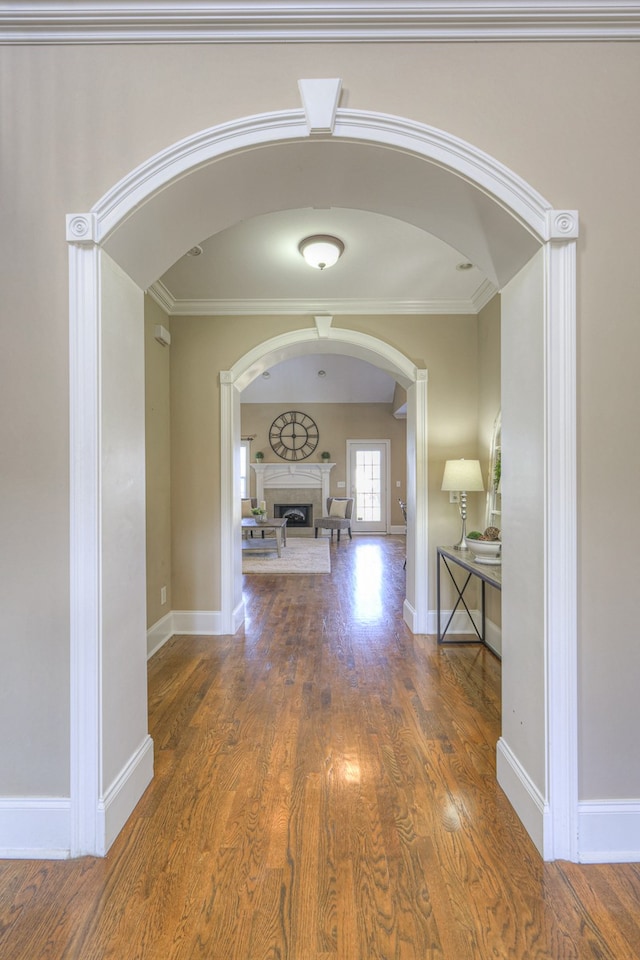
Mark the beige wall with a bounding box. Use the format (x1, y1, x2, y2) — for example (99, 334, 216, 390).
(101, 255, 149, 790)
(501, 252, 546, 794)
(144, 297, 172, 630)
(241, 402, 407, 526)
(2, 40, 639, 807)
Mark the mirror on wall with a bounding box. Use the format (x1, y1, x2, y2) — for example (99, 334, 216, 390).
(485, 411, 501, 531)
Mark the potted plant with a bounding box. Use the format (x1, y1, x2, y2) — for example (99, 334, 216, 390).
(321, 451, 331, 461)
(255, 450, 264, 462)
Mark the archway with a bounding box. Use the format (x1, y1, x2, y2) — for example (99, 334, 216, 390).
(67, 85, 577, 860)
(219, 319, 428, 638)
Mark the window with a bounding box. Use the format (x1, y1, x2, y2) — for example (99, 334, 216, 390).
(240, 440, 251, 498)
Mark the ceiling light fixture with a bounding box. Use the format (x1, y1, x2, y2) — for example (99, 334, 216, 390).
(456, 261, 473, 271)
(187, 245, 203, 257)
(298, 235, 345, 271)
(317, 370, 326, 378)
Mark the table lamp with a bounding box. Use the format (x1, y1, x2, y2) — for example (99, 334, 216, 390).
(441, 458, 484, 549)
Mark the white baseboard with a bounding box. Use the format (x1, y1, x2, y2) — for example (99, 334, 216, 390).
(578, 800, 640, 863)
(428, 607, 480, 636)
(147, 611, 174, 658)
(403, 598, 417, 633)
(172, 609, 223, 635)
(484, 618, 502, 657)
(148, 606, 244, 657)
(496, 736, 548, 858)
(428, 609, 501, 654)
(0, 797, 71, 859)
(390, 524, 406, 535)
(98, 735, 154, 855)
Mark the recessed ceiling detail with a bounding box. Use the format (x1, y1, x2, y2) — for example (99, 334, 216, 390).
(153, 207, 497, 316)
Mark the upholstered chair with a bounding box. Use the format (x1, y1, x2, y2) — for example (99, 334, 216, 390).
(241, 498, 258, 538)
(314, 497, 354, 542)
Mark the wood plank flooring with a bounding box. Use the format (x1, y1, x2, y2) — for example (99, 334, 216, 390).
(1, 535, 640, 959)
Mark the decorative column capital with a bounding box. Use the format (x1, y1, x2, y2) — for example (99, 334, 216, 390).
(547, 210, 579, 240)
(66, 213, 97, 245)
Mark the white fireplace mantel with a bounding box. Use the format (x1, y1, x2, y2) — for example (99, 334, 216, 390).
(251, 462, 335, 504)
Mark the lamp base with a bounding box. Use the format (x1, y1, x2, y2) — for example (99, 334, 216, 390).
(453, 501, 468, 549)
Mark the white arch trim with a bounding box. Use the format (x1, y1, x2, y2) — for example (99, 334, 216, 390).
(231, 323, 418, 392)
(72, 107, 576, 252)
(67, 104, 577, 863)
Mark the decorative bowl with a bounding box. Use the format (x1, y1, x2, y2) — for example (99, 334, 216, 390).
(465, 538, 502, 564)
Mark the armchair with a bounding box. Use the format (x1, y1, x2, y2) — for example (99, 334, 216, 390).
(314, 497, 354, 542)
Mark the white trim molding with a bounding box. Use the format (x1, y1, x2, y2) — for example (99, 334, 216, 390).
(543, 233, 579, 862)
(147, 609, 241, 659)
(497, 737, 551, 859)
(98, 735, 154, 856)
(578, 801, 640, 863)
(68, 240, 102, 859)
(427, 609, 502, 657)
(2, 2, 640, 44)
(145, 284, 497, 318)
(147, 611, 174, 658)
(0, 798, 71, 860)
(172, 610, 226, 635)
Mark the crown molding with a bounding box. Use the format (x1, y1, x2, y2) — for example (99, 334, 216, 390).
(146, 280, 174, 313)
(146, 282, 491, 316)
(471, 278, 500, 312)
(2, 2, 640, 44)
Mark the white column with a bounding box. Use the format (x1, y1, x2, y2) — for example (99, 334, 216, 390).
(544, 212, 578, 861)
(68, 220, 102, 857)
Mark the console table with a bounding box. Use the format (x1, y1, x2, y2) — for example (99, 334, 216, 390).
(436, 546, 502, 647)
(241, 517, 287, 558)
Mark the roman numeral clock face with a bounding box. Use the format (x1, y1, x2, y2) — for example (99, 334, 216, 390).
(269, 411, 319, 461)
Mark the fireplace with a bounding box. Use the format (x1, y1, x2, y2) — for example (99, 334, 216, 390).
(274, 503, 313, 528)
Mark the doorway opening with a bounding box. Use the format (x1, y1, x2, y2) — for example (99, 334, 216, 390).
(347, 440, 390, 534)
(68, 100, 577, 862)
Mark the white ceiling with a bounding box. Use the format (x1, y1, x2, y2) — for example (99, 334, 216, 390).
(158, 207, 490, 313)
(156, 206, 496, 403)
(241, 352, 400, 405)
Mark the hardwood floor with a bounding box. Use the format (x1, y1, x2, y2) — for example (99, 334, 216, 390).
(1, 535, 639, 959)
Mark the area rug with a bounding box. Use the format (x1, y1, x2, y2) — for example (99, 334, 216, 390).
(242, 537, 331, 574)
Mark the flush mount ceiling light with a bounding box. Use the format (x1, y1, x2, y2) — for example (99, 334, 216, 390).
(298, 235, 345, 270)
(187, 245, 203, 257)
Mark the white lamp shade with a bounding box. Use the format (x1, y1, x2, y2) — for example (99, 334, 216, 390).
(441, 458, 484, 492)
(298, 235, 344, 270)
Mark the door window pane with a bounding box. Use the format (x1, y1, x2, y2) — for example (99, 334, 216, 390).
(356, 451, 382, 522)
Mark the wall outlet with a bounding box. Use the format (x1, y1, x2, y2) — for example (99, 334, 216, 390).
(396, 480, 401, 488)
(160, 586, 167, 605)
(449, 491, 460, 503)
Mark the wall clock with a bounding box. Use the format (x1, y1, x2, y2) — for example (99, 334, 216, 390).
(269, 410, 319, 461)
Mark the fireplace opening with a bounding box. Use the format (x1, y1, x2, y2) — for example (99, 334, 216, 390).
(274, 503, 313, 528)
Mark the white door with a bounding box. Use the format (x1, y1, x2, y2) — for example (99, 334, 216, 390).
(347, 441, 390, 534)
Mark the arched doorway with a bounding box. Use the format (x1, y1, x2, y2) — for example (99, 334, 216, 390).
(219, 320, 428, 638)
(67, 87, 577, 860)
